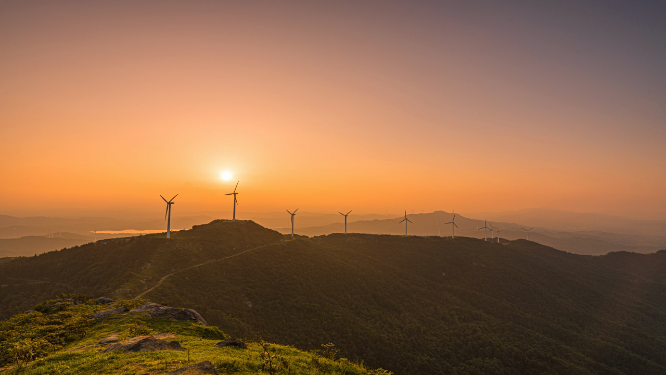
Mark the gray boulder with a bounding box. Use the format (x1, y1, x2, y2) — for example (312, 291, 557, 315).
(93, 306, 128, 319)
(98, 297, 114, 304)
(101, 335, 183, 353)
(98, 335, 119, 345)
(130, 302, 207, 325)
(214, 339, 247, 349)
(167, 361, 218, 375)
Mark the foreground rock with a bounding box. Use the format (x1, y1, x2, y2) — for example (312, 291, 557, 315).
(167, 361, 219, 375)
(98, 297, 114, 304)
(93, 306, 127, 319)
(98, 335, 119, 345)
(129, 302, 207, 325)
(214, 339, 247, 349)
(101, 335, 183, 353)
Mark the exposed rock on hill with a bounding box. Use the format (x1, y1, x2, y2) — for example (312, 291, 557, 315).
(93, 306, 127, 319)
(101, 335, 183, 353)
(214, 339, 247, 349)
(130, 302, 207, 325)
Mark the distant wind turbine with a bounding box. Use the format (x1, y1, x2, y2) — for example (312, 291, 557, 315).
(444, 214, 459, 238)
(488, 223, 495, 239)
(496, 229, 502, 243)
(339, 210, 352, 234)
(160, 194, 178, 239)
(399, 211, 413, 236)
(522, 227, 533, 240)
(477, 220, 491, 241)
(287, 209, 298, 237)
(226, 181, 239, 221)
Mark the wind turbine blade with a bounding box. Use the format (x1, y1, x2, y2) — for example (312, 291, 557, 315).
(160, 195, 168, 203)
(165, 204, 169, 220)
(170, 194, 178, 202)
(294, 209, 299, 213)
(399, 219, 405, 223)
(339, 212, 344, 216)
(454, 223, 459, 228)
(407, 219, 413, 223)
(287, 210, 292, 215)
(347, 210, 352, 215)
(233, 181, 239, 193)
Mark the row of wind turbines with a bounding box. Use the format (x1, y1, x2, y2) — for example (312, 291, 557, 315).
(159, 182, 535, 241)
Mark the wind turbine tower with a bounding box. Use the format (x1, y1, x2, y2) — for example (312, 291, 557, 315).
(496, 229, 502, 243)
(160, 194, 178, 239)
(489, 223, 495, 239)
(339, 210, 352, 234)
(226, 181, 239, 221)
(478, 220, 491, 241)
(287, 209, 298, 237)
(444, 214, 459, 238)
(399, 211, 413, 236)
(522, 227, 533, 240)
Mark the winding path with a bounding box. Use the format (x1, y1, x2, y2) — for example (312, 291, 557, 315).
(135, 242, 277, 299)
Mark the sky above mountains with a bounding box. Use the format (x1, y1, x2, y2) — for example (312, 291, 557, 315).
(1, 1, 665, 219)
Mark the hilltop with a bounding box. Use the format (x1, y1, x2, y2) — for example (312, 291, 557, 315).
(2, 220, 666, 374)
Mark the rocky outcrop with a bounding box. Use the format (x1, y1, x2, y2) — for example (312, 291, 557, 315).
(166, 361, 219, 375)
(93, 306, 127, 319)
(214, 339, 247, 349)
(98, 335, 119, 345)
(98, 297, 114, 304)
(101, 335, 183, 353)
(129, 302, 207, 325)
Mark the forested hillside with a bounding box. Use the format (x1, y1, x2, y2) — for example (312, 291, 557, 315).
(2, 220, 666, 374)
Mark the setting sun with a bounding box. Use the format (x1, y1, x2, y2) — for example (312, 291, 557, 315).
(221, 171, 232, 181)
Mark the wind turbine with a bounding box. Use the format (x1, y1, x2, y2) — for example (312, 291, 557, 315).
(522, 227, 533, 240)
(477, 220, 490, 241)
(496, 229, 502, 243)
(444, 214, 459, 238)
(488, 223, 495, 239)
(399, 211, 413, 236)
(287, 209, 298, 237)
(226, 181, 239, 221)
(160, 194, 178, 239)
(339, 210, 352, 234)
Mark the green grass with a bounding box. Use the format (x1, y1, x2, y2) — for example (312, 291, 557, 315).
(1, 296, 390, 374)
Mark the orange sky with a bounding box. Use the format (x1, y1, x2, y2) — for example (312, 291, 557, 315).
(1, 1, 665, 219)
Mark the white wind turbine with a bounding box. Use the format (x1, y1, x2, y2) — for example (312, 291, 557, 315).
(478, 220, 491, 241)
(444, 214, 459, 238)
(496, 229, 502, 243)
(399, 211, 413, 236)
(522, 227, 533, 240)
(339, 210, 352, 234)
(160, 194, 178, 239)
(489, 223, 495, 239)
(226, 181, 239, 221)
(287, 209, 298, 237)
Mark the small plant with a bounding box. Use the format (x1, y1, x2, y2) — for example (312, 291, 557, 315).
(320, 342, 339, 360)
(259, 340, 289, 374)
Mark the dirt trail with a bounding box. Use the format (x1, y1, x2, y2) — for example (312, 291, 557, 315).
(135, 243, 277, 299)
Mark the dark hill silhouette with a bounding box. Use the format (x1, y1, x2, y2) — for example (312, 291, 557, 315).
(279, 211, 666, 255)
(2, 220, 666, 374)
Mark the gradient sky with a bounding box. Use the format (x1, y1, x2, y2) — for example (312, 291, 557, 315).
(1, 1, 665, 219)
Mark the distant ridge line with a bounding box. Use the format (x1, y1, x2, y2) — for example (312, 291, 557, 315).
(135, 242, 278, 299)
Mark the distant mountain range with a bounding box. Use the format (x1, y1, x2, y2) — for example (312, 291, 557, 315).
(1, 208, 665, 257)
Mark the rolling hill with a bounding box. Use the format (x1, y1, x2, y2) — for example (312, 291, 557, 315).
(2, 220, 666, 374)
(279, 211, 666, 255)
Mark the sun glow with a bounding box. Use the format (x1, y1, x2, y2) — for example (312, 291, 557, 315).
(221, 171, 232, 181)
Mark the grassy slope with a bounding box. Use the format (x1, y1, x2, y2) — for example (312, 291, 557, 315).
(2, 221, 666, 374)
(0, 298, 387, 375)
